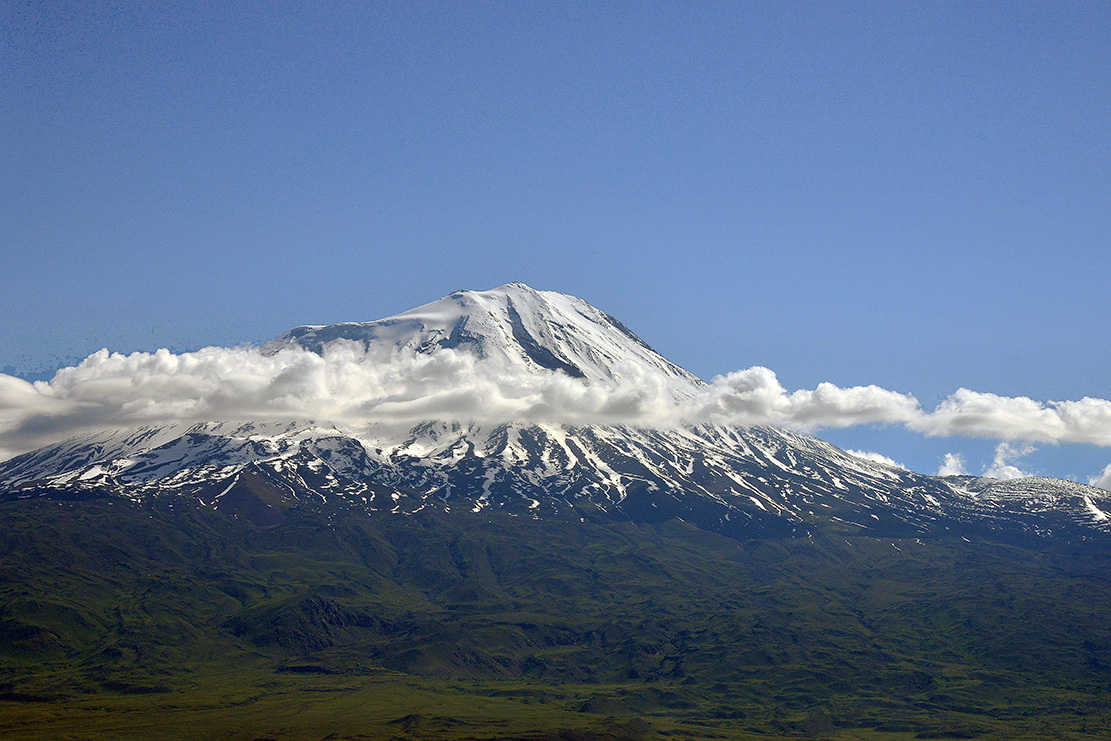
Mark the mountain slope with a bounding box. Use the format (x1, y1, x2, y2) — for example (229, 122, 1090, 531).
(4, 414, 1110, 542)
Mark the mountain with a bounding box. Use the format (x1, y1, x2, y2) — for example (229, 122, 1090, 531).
(6, 283, 1111, 739)
(2, 282, 1109, 542)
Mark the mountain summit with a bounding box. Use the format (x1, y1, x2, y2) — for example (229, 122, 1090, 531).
(263, 282, 701, 386)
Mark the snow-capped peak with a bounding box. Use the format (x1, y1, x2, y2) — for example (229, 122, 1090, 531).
(264, 282, 702, 386)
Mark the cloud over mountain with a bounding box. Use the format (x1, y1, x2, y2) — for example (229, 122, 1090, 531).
(3, 342, 1111, 466)
(695, 367, 920, 430)
(847, 450, 907, 469)
(2, 283, 1109, 480)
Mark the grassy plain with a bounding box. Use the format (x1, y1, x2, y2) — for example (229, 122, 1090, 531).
(2, 497, 1111, 738)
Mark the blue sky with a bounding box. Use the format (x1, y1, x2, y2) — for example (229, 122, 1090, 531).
(2, 2, 1109, 482)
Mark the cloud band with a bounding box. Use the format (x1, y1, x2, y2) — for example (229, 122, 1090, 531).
(1, 344, 1110, 469)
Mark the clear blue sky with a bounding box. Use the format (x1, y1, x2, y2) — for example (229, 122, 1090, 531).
(2, 1, 1109, 480)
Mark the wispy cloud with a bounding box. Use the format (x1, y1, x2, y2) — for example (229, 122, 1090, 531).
(847, 450, 906, 469)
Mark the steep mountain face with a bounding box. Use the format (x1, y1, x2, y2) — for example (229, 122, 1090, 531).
(2, 282, 1109, 541)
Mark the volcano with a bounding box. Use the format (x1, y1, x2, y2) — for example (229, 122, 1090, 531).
(3, 282, 1108, 541)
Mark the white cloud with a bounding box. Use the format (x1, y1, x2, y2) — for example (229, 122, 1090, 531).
(982, 442, 1036, 480)
(937, 444, 1034, 481)
(937, 453, 967, 477)
(910, 388, 1111, 446)
(1090, 464, 1111, 491)
(4, 343, 1111, 466)
(694, 367, 921, 430)
(846, 450, 906, 469)
(0, 344, 692, 458)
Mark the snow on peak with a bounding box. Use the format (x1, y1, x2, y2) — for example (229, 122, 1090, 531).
(264, 283, 702, 387)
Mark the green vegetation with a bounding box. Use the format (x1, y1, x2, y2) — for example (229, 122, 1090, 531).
(2, 496, 1111, 738)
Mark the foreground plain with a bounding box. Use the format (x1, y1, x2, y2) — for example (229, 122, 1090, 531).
(2, 496, 1111, 739)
